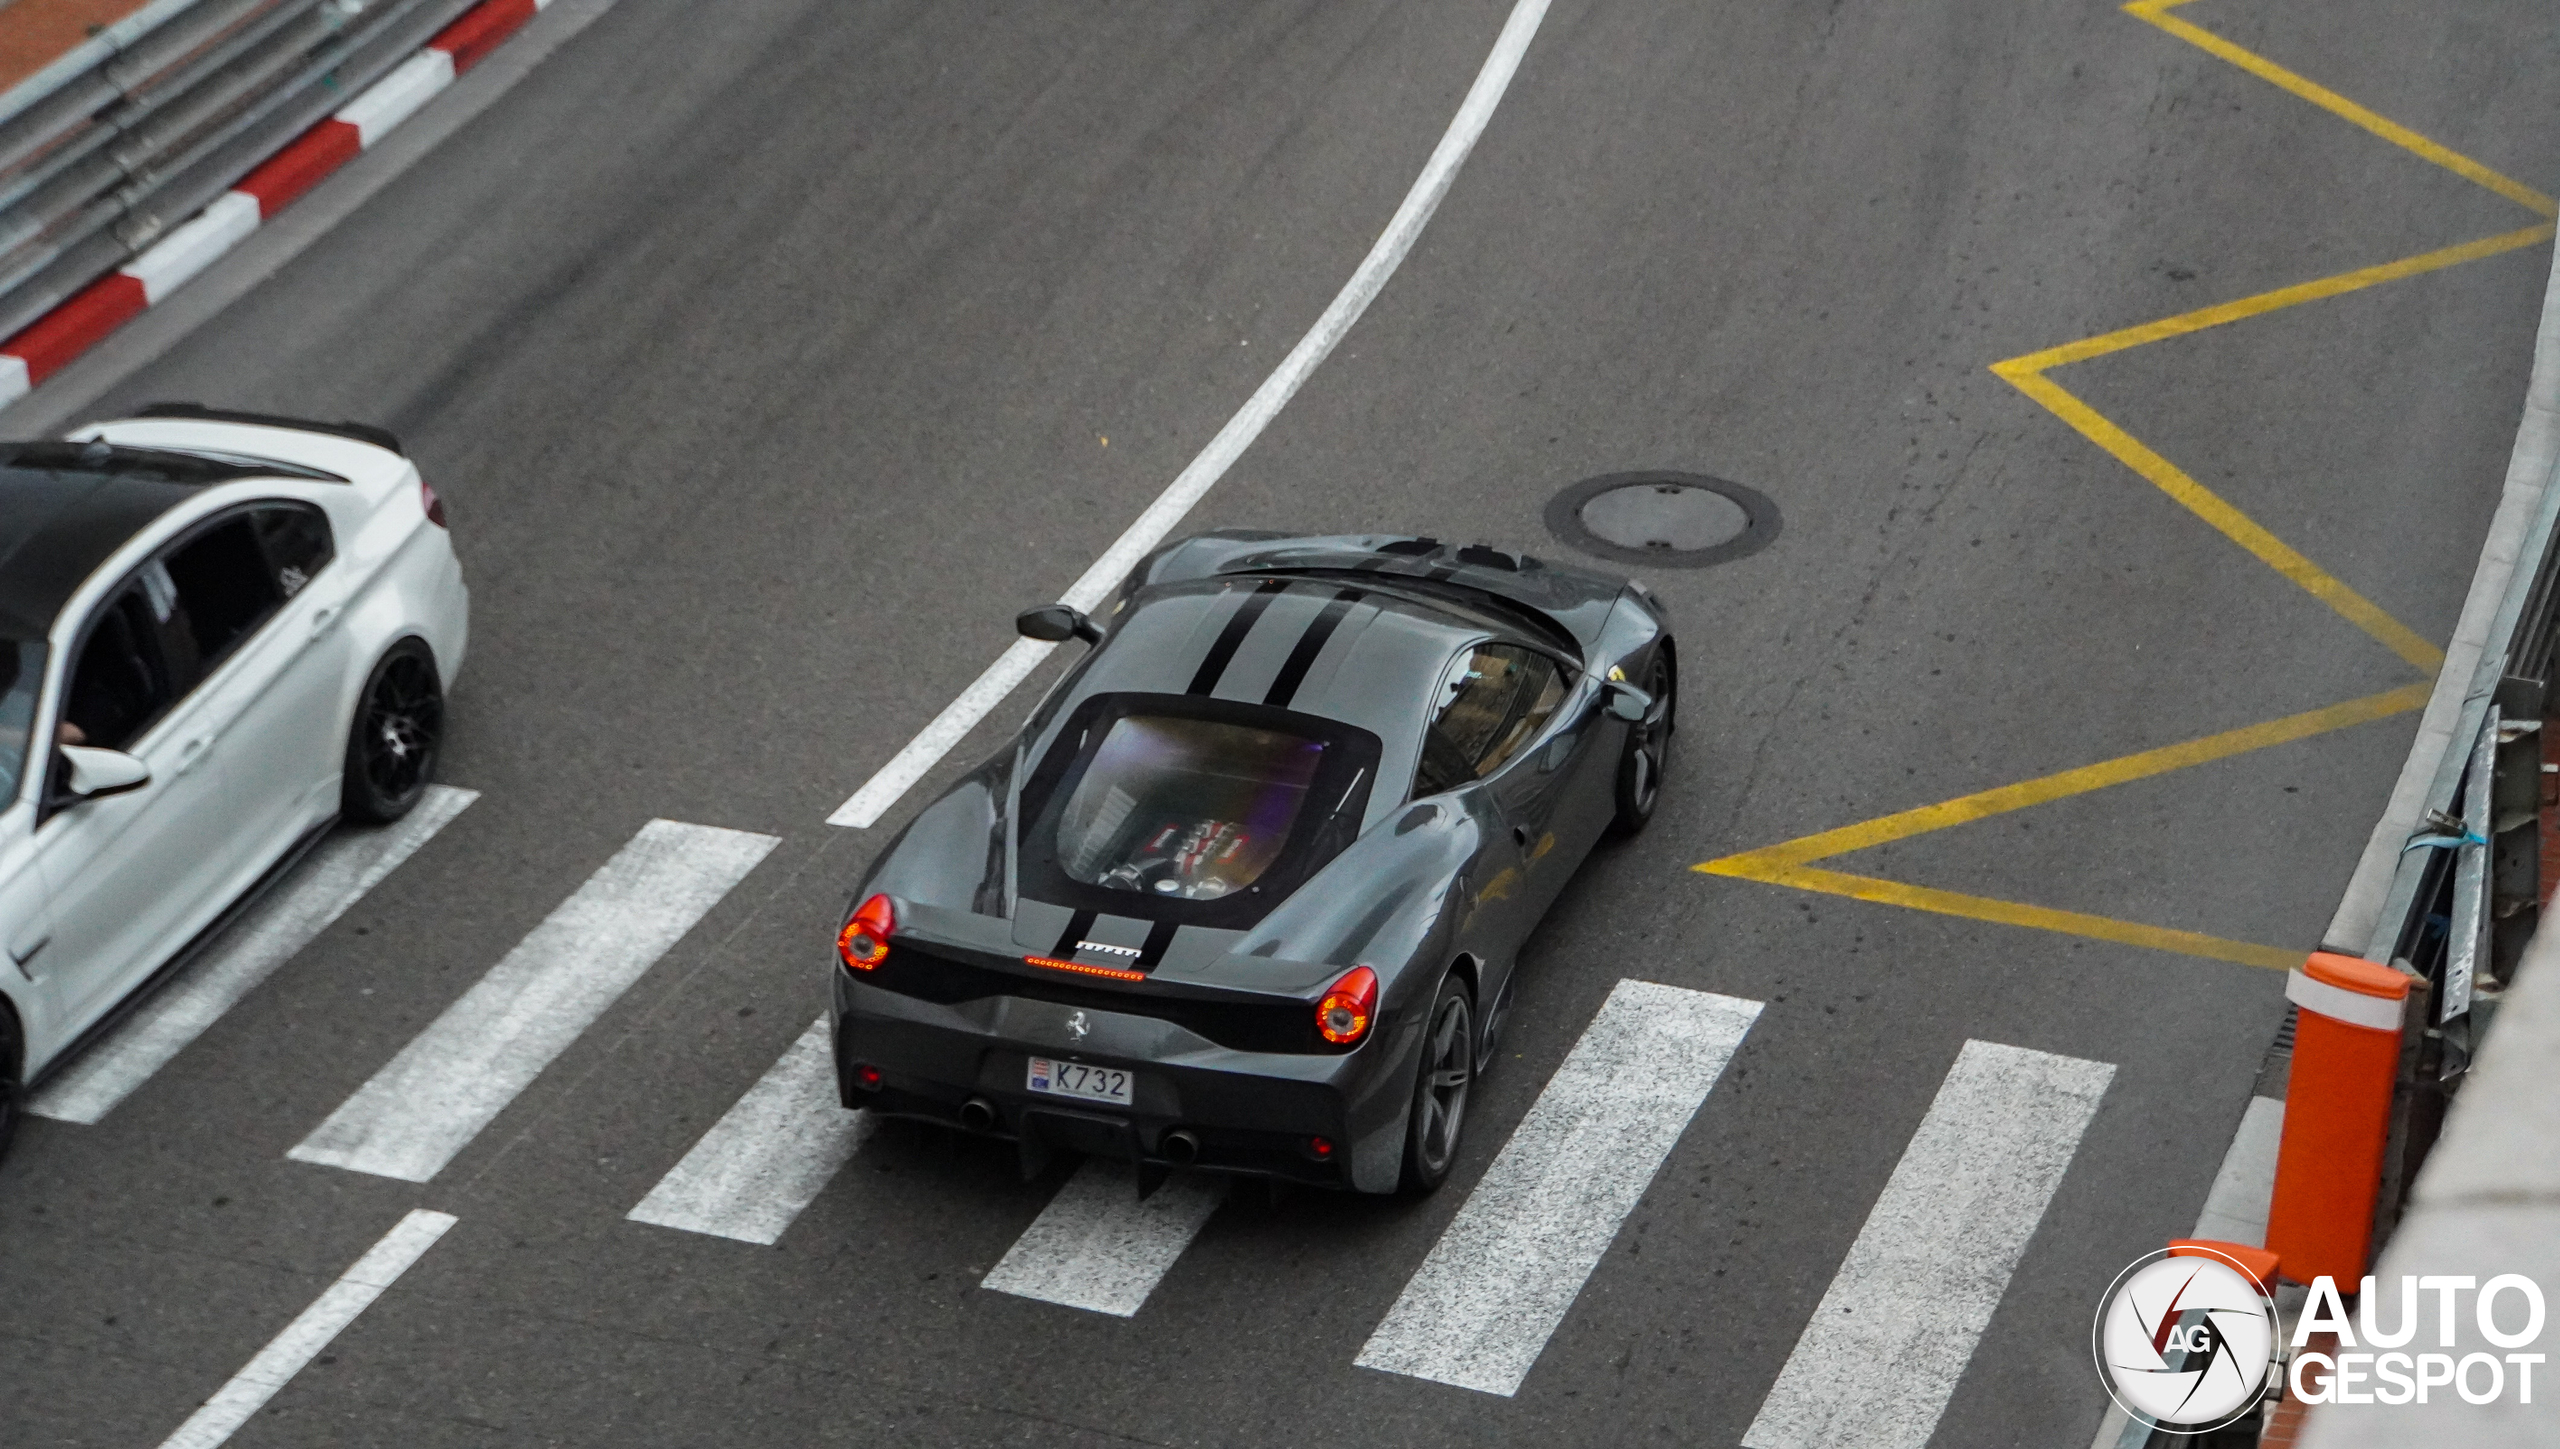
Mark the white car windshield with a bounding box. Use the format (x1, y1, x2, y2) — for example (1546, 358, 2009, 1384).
(0, 638, 42, 807)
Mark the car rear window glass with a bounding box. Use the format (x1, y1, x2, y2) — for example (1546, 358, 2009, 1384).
(165, 515, 284, 666)
(1055, 715, 1328, 902)
(1017, 692, 1383, 929)
(252, 504, 334, 596)
(1415, 644, 1566, 795)
(0, 638, 44, 806)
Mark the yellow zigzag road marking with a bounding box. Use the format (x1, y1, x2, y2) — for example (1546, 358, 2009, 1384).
(2128, 0, 2558, 220)
(1694, 0, 2553, 966)
(1696, 686, 2431, 970)
(1710, 866, 2304, 971)
(1995, 228, 2554, 673)
(1711, 685, 2434, 872)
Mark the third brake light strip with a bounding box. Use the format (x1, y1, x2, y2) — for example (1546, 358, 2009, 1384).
(1356, 979, 1764, 1395)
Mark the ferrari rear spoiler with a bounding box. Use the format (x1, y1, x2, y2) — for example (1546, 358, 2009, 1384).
(1164, 533, 1633, 655)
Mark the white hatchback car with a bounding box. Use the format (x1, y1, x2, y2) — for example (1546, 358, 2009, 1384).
(0, 406, 467, 1153)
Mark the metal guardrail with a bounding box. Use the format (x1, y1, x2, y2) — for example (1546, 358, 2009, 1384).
(2351, 450, 2560, 1247)
(0, 0, 482, 344)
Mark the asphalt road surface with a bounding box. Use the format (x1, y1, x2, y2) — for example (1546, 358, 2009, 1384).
(6, 0, 2557, 1445)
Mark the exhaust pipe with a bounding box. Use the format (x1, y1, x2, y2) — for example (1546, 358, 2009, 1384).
(1161, 1129, 1201, 1166)
(959, 1097, 998, 1133)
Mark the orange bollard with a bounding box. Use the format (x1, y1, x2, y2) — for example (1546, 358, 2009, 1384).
(2172, 1239, 2281, 1293)
(2264, 952, 2410, 1285)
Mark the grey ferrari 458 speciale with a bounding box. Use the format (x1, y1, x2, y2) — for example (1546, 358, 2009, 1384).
(831, 530, 1675, 1195)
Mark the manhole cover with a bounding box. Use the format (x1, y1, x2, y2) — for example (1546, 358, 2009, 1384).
(1543, 471, 1780, 568)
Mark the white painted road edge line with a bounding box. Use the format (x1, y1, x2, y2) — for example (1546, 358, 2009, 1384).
(628, 1015, 874, 1246)
(289, 819, 778, 1183)
(1355, 979, 1763, 1396)
(825, 0, 1557, 829)
(31, 786, 477, 1125)
(156, 1208, 456, 1449)
(980, 1159, 1229, 1318)
(1744, 1040, 2115, 1449)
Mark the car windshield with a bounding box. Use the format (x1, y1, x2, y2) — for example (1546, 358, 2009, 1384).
(0, 638, 43, 807)
(1053, 714, 1329, 902)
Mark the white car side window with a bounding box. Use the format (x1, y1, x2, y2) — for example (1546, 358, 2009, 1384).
(0, 638, 41, 806)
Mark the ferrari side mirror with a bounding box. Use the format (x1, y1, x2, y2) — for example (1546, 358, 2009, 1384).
(60, 744, 150, 800)
(1601, 681, 1652, 723)
(1016, 603, 1102, 645)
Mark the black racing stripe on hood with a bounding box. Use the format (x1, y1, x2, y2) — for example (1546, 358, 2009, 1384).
(1136, 919, 1180, 970)
(1263, 588, 1363, 707)
(1052, 909, 1097, 959)
(1186, 578, 1290, 694)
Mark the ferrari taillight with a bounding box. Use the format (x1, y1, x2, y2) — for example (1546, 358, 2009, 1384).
(421, 479, 448, 527)
(1316, 965, 1378, 1045)
(838, 893, 894, 972)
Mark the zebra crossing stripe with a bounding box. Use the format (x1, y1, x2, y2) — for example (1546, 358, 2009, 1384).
(288, 818, 777, 1183)
(1355, 979, 1764, 1395)
(155, 1209, 456, 1449)
(32, 787, 477, 1125)
(1742, 1040, 2114, 1449)
(628, 1015, 873, 1245)
(981, 1159, 1227, 1317)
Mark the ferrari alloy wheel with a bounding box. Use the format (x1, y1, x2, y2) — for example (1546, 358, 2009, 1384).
(344, 639, 444, 824)
(1399, 974, 1475, 1195)
(1610, 645, 1676, 836)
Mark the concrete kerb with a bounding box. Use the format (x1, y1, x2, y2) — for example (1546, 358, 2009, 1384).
(0, 0, 568, 412)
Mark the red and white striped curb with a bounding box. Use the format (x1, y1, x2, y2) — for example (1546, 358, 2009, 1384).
(0, 0, 555, 409)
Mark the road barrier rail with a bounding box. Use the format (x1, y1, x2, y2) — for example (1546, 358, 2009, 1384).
(0, 0, 479, 345)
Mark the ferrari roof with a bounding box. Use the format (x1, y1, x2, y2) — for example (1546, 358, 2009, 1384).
(1050, 577, 1531, 825)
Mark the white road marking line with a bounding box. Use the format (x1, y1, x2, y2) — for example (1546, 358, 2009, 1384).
(287, 819, 778, 1183)
(31, 787, 477, 1125)
(981, 1159, 1228, 1317)
(825, 0, 1557, 829)
(627, 1015, 873, 1245)
(1355, 979, 1764, 1396)
(155, 1208, 455, 1449)
(1743, 1040, 2116, 1449)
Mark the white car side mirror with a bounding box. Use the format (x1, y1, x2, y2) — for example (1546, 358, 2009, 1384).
(61, 744, 150, 800)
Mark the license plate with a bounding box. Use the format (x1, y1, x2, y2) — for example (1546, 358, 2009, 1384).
(1027, 1057, 1135, 1106)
